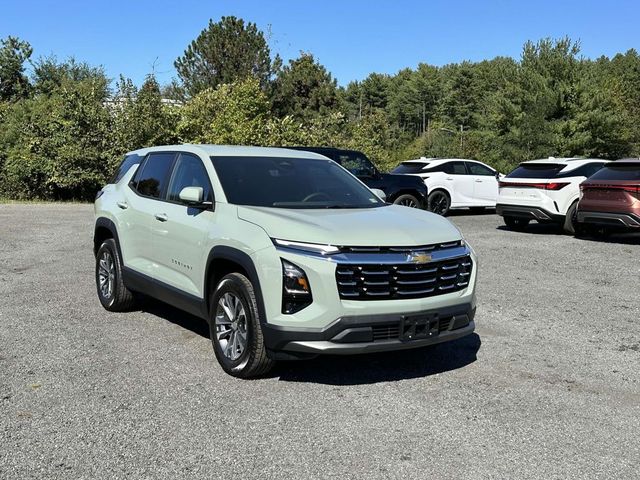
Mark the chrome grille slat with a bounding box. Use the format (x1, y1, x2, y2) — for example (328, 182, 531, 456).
(336, 254, 473, 300)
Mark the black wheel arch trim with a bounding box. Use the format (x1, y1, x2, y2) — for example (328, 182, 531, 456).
(204, 246, 269, 328)
(94, 217, 124, 259)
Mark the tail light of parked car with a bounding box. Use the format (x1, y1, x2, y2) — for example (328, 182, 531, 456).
(499, 181, 570, 191)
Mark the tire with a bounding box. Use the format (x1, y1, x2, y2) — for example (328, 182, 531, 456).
(209, 273, 275, 378)
(503, 216, 530, 231)
(393, 193, 420, 208)
(563, 201, 579, 235)
(95, 238, 136, 311)
(469, 207, 486, 214)
(427, 190, 451, 216)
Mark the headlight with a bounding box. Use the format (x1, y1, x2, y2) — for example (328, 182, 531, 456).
(272, 238, 340, 255)
(281, 259, 313, 314)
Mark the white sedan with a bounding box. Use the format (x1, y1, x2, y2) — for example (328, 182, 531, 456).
(391, 158, 502, 215)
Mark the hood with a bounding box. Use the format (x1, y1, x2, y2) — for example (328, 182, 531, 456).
(237, 205, 462, 246)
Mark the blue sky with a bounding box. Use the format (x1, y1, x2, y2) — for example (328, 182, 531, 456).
(1, 0, 638, 87)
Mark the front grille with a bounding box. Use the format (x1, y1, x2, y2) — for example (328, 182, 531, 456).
(370, 317, 455, 341)
(338, 240, 463, 254)
(336, 256, 472, 300)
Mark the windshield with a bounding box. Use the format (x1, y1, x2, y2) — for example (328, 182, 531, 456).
(391, 162, 430, 174)
(210, 156, 385, 209)
(589, 163, 640, 181)
(506, 163, 564, 179)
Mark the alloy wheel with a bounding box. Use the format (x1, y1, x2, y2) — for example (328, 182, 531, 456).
(398, 197, 418, 208)
(215, 293, 248, 361)
(98, 251, 115, 299)
(429, 193, 449, 215)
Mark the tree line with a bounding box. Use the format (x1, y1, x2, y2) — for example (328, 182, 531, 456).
(0, 16, 638, 200)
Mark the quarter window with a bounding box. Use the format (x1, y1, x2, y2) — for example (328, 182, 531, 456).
(442, 162, 468, 175)
(111, 154, 143, 184)
(131, 152, 175, 198)
(167, 154, 213, 203)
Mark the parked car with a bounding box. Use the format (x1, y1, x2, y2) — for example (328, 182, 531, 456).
(391, 158, 501, 216)
(496, 157, 608, 234)
(94, 145, 478, 378)
(576, 159, 640, 234)
(285, 147, 428, 208)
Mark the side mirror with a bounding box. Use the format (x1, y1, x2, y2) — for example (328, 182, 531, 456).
(371, 188, 387, 202)
(179, 186, 204, 205)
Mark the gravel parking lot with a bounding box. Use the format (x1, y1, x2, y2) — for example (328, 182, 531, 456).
(1, 203, 639, 479)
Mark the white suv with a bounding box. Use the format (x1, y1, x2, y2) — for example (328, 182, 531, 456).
(496, 158, 608, 234)
(94, 145, 478, 378)
(391, 158, 501, 216)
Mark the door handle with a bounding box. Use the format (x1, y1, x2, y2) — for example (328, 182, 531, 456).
(116, 201, 128, 210)
(475, 179, 483, 183)
(446, 177, 454, 181)
(154, 213, 168, 222)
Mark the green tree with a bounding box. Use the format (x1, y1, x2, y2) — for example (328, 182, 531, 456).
(271, 52, 338, 120)
(0, 36, 32, 101)
(174, 16, 280, 97)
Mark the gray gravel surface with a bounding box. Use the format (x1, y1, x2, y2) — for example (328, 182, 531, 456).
(1, 204, 639, 479)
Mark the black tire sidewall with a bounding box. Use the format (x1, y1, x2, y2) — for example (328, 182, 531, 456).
(393, 194, 419, 208)
(96, 240, 118, 309)
(209, 275, 258, 375)
(428, 190, 450, 216)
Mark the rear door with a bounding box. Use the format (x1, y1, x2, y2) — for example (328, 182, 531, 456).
(466, 161, 498, 204)
(150, 152, 214, 298)
(441, 161, 474, 205)
(120, 152, 176, 276)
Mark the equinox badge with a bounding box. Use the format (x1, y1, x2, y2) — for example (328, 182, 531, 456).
(407, 252, 432, 264)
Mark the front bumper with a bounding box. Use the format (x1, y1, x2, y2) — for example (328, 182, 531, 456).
(496, 203, 563, 222)
(262, 302, 475, 355)
(577, 210, 640, 228)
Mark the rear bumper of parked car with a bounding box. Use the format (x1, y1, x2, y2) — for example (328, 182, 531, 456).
(577, 210, 640, 228)
(262, 303, 475, 355)
(496, 203, 564, 222)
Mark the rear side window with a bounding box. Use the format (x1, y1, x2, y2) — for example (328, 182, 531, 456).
(589, 164, 640, 181)
(442, 162, 468, 175)
(507, 163, 563, 179)
(131, 152, 175, 198)
(167, 153, 213, 203)
(467, 162, 495, 176)
(111, 154, 142, 184)
(391, 162, 430, 174)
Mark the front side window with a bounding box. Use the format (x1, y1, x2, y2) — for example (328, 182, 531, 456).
(467, 162, 495, 176)
(210, 156, 384, 209)
(131, 152, 175, 198)
(336, 152, 377, 178)
(167, 153, 213, 203)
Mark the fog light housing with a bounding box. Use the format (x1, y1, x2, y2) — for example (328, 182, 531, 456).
(281, 259, 312, 314)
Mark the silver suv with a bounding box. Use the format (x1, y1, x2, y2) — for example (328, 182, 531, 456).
(94, 145, 478, 377)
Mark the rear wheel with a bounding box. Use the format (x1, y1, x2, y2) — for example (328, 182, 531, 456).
(503, 216, 530, 231)
(393, 193, 420, 208)
(428, 190, 451, 216)
(95, 239, 136, 311)
(210, 273, 275, 378)
(563, 201, 579, 235)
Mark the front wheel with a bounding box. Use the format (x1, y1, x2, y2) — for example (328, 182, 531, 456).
(393, 193, 420, 208)
(428, 190, 451, 216)
(210, 273, 275, 378)
(95, 239, 136, 311)
(503, 216, 530, 231)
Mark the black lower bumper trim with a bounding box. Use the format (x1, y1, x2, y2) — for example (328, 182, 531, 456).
(496, 204, 562, 222)
(262, 303, 475, 353)
(577, 211, 640, 228)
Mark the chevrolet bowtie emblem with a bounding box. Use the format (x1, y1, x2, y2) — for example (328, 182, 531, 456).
(408, 252, 432, 264)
